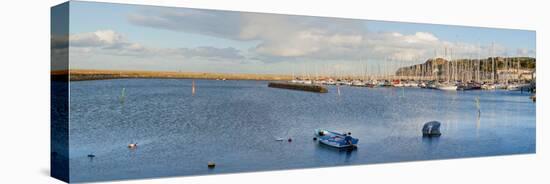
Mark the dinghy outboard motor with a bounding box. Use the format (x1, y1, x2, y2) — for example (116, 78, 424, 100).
(422, 121, 441, 137)
(318, 130, 325, 136)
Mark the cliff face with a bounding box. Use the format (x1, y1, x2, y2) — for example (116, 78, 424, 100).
(395, 57, 535, 81)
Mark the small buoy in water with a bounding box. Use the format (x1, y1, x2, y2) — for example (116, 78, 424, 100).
(313, 137, 317, 141)
(207, 162, 216, 168)
(128, 143, 138, 149)
(287, 138, 292, 142)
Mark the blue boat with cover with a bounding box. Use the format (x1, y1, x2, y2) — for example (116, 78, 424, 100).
(422, 121, 442, 137)
(314, 129, 359, 149)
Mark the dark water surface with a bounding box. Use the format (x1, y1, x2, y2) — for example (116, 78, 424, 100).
(68, 79, 535, 182)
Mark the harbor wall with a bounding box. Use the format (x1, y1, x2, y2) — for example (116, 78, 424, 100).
(268, 82, 328, 93)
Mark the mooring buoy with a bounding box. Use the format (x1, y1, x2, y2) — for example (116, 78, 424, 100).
(208, 161, 216, 168)
(128, 143, 138, 149)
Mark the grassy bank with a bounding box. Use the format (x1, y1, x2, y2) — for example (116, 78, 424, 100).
(52, 70, 293, 81)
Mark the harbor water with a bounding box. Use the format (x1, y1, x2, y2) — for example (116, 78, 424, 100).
(66, 79, 535, 182)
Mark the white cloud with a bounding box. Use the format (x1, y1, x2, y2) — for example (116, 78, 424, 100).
(410, 32, 439, 42)
(127, 7, 536, 66)
(66, 30, 244, 61)
(124, 8, 440, 63)
(178, 47, 244, 60)
(70, 30, 125, 47)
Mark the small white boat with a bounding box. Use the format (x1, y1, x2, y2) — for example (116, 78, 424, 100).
(507, 83, 532, 91)
(326, 79, 336, 85)
(407, 81, 419, 88)
(436, 84, 457, 91)
(314, 80, 327, 85)
(418, 82, 427, 88)
(481, 84, 496, 90)
(351, 80, 365, 87)
(393, 83, 404, 87)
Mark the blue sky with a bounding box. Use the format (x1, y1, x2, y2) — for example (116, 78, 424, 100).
(57, 1, 536, 74)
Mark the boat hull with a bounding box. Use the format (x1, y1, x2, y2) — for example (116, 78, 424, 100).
(437, 86, 457, 91)
(314, 129, 359, 149)
(319, 139, 357, 149)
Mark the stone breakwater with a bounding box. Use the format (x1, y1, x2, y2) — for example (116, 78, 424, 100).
(268, 82, 328, 93)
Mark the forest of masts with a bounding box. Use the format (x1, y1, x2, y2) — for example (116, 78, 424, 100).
(290, 47, 535, 84)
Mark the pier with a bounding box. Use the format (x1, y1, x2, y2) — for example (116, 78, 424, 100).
(268, 82, 328, 93)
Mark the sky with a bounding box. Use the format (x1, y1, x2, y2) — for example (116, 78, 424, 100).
(52, 1, 536, 75)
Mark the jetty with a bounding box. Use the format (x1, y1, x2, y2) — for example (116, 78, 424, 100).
(268, 82, 328, 93)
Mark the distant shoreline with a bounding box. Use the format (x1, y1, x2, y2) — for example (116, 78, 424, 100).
(51, 69, 294, 81)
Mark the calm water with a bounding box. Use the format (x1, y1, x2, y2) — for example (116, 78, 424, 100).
(67, 79, 535, 182)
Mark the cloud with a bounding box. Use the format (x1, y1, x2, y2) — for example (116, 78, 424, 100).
(66, 30, 244, 61)
(67, 30, 150, 57)
(179, 47, 244, 60)
(127, 7, 242, 39)
(127, 8, 368, 60)
(127, 7, 536, 65)
(70, 30, 125, 47)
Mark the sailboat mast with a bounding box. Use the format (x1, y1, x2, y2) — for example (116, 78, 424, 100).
(491, 42, 495, 84)
(477, 43, 480, 83)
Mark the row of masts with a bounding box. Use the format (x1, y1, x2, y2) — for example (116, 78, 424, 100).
(415, 43, 527, 84)
(290, 43, 531, 84)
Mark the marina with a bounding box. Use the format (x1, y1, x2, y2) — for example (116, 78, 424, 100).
(283, 56, 535, 93)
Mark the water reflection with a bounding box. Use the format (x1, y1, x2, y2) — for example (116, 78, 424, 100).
(422, 136, 441, 146)
(314, 142, 358, 163)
